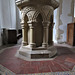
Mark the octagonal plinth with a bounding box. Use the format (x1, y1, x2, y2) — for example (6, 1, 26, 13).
(16, 46, 57, 59)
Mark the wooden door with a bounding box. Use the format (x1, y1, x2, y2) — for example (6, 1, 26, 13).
(67, 23, 74, 45)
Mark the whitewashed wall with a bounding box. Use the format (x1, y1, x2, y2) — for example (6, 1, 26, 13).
(74, 0, 75, 17)
(1, 0, 16, 29)
(0, 0, 2, 46)
(53, 8, 60, 43)
(0, 0, 21, 46)
(16, 7, 21, 31)
(53, 0, 74, 43)
(9, 0, 17, 28)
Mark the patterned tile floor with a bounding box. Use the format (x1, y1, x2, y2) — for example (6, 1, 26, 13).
(0, 44, 75, 75)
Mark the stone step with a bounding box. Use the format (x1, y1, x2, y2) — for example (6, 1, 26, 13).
(19, 46, 57, 59)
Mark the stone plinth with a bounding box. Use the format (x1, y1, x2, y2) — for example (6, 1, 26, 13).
(15, 0, 59, 59)
(16, 46, 57, 59)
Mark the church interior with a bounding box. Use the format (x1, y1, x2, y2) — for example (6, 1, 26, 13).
(0, 0, 75, 75)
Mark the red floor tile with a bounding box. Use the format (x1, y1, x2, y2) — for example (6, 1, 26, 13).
(0, 46, 75, 74)
(65, 58, 75, 64)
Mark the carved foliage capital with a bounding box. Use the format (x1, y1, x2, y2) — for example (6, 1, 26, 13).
(42, 21, 50, 28)
(20, 5, 54, 23)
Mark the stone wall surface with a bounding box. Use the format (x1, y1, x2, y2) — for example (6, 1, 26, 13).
(53, 0, 74, 43)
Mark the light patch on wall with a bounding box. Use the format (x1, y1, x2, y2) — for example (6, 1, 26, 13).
(55, 0, 64, 42)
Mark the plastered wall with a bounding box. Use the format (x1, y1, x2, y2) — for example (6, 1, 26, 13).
(74, 0, 75, 17)
(53, 0, 74, 43)
(1, 0, 16, 29)
(16, 7, 21, 31)
(0, 0, 21, 46)
(0, 0, 2, 46)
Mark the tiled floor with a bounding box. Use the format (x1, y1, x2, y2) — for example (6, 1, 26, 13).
(0, 44, 75, 75)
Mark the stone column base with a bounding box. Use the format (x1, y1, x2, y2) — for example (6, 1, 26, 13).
(15, 45, 57, 60)
(42, 43, 48, 47)
(29, 43, 36, 49)
(22, 41, 27, 46)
